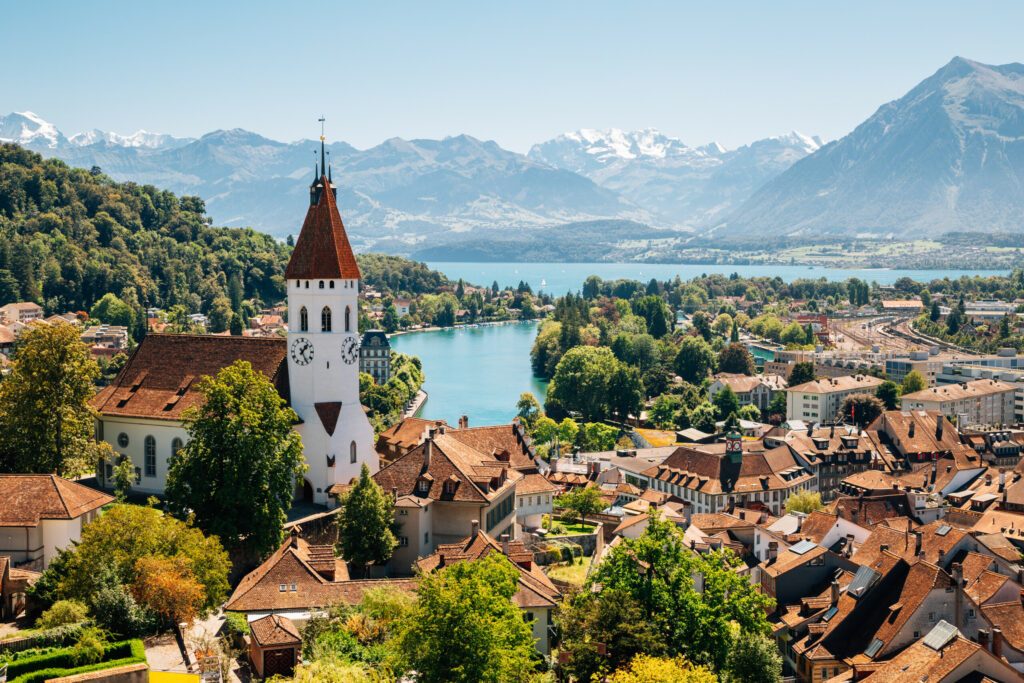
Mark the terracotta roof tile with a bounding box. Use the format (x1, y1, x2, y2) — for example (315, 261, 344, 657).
(980, 600, 1024, 651)
(90, 334, 288, 420)
(0, 475, 113, 527)
(285, 175, 361, 280)
(249, 614, 301, 646)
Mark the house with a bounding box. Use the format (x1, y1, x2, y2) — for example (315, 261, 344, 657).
(248, 614, 302, 679)
(0, 301, 44, 325)
(708, 373, 787, 411)
(767, 423, 878, 500)
(0, 556, 39, 620)
(416, 523, 561, 654)
(373, 424, 524, 574)
(0, 474, 113, 570)
(393, 298, 411, 317)
(91, 162, 378, 505)
(785, 375, 884, 422)
(224, 529, 416, 623)
(515, 473, 557, 530)
(851, 621, 1022, 682)
(640, 433, 816, 516)
(900, 379, 1017, 427)
(359, 329, 391, 384)
(757, 541, 857, 607)
(377, 417, 447, 461)
(0, 324, 15, 355)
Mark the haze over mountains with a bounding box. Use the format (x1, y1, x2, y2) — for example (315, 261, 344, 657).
(3, 57, 1022, 253)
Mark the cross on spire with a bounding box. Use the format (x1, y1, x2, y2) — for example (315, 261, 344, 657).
(318, 115, 326, 177)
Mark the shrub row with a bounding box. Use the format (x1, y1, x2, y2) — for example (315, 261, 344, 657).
(7, 639, 145, 683)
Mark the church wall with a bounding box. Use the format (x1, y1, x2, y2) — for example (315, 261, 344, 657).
(96, 416, 190, 495)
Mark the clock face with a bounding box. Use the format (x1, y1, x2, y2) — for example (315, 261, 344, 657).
(290, 337, 314, 366)
(341, 335, 360, 364)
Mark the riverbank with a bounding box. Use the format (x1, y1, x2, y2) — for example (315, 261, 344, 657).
(388, 318, 538, 338)
(403, 389, 428, 418)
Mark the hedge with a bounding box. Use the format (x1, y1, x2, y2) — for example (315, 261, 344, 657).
(7, 639, 145, 683)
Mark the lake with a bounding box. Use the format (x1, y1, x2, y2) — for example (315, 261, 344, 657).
(390, 321, 547, 427)
(425, 261, 1008, 295)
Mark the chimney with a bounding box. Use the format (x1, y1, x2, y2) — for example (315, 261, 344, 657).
(936, 417, 944, 441)
(938, 548, 945, 565)
(914, 531, 922, 557)
(999, 468, 1006, 492)
(438, 553, 445, 568)
(880, 544, 889, 553)
(768, 541, 778, 561)
(501, 533, 510, 556)
(290, 527, 300, 549)
(830, 580, 840, 605)
(471, 519, 480, 537)
(909, 422, 915, 438)
(993, 627, 1004, 659)
(979, 628, 991, 652)
(424, 429, 435, 469)
(930, 460, 937, 483)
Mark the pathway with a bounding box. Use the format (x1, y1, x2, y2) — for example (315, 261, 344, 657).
(403, 389, 427, 418)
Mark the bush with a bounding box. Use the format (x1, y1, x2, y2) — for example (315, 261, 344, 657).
(89, 583, 155, 638)
(6, 639, 143, 682)
(70, 627, 107, 666)
(223, 612, 250, 638)
(36, 600, 89, 630)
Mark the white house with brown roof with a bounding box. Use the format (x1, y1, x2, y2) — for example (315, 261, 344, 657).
(0, 474, 113, 570)
(708, 373, 787, 411)
(0, 301, 43, 325)
(900, 379, 1017, 427)
(785, 374, 884, 422)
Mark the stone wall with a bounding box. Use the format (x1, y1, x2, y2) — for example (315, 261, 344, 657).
(47, 662, 149, 683)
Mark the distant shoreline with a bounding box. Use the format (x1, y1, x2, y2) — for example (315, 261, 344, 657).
(387, 318, 539, 339)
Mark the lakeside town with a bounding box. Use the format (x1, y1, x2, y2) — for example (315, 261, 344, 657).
(2, 139, 1024, 683)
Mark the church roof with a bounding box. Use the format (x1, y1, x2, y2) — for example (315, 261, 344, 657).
(90, 334, 289, 420)
(284, 174, 361, 280)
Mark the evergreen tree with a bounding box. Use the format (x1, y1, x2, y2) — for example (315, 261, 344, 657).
(876, 380, 900, 410)
(787, 362, 816, 387)
(165, 360, 306, 559)
(712, 386, 741, 420)
(338, 464, 397, 578)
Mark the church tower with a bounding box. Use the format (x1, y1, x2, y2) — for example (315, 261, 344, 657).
(285, 135, 376, 505)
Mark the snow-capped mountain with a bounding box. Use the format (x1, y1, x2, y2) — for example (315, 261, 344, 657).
(0, 111, 67, 149)
(722, 57, 1024, 238)
(530, 128, 821, 227)
(68, 128, 194, 149)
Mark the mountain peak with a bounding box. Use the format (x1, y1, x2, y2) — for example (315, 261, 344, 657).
(0, 111, 64, 149)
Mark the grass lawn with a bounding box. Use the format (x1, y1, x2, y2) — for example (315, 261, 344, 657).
(635, 428, 678, 448)
(546, 555, 592, 586)
(543, 516, 598, 536)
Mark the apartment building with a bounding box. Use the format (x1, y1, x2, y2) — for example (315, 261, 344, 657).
(785, 375, 884, 422)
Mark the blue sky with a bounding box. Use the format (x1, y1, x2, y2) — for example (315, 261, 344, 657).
(2, 1, 1022, 151)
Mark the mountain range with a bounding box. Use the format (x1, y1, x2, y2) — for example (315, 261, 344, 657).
(3, 57, 1022, 252)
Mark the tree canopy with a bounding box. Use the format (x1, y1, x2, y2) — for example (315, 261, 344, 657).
(338, 464, 397, 577)
(165, 360, 306, 559)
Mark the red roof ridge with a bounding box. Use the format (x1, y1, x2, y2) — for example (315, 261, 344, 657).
(285, 174, 360, 280)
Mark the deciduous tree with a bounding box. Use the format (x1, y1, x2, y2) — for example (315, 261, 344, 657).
(130, 555, 205, 626)
(674, 336, 716, 384)
(608, 654, 718, 683)
(718, 343, 755, 375)
(712, 386, 741, 420)
(840, 393, 884, 426)
(165, 360, 306, 559)
(876, 380, 900, 409)
(787, 362, 816, 387)
(901, 370, 927, 395)
(784, 490, 823, 514)
(725, 632, 783, 683)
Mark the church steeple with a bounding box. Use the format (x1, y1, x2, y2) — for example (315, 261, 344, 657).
(288, 119, 359, 281)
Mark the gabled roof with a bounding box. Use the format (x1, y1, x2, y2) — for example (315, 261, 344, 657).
(249, 614, 301, 646)
(980, 600, 1024, 652)
(443, 422, 537, 472)
(0, 475, 113, 527)
(643, 442, 813, 495)
(786, 375, 883, 394)
(858, 632, 1009, 682)
(284, 175, 360, 280)
(225, 533, 415, 613)
(90, 334, 289, 420)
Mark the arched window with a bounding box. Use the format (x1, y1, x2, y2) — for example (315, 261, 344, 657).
(350, 441, 357, 464)
(345, 306, 351, 332)
(304, 280, 309, 289)
(321, 306, 332, 332)
(144, 436, 156, 477)
(319, 280, 324, 289)
(329, 281, 335, 289)
(299, 307, 308, 332)
(171, 438, 184, 457)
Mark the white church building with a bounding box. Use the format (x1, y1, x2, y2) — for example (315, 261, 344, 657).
(91, 159, 377, 505)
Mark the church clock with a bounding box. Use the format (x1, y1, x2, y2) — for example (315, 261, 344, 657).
(290, 337, 314, 366)
(341, 335, 360, 365)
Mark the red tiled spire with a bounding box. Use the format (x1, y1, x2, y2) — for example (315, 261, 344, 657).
(284, 173, 361, 280)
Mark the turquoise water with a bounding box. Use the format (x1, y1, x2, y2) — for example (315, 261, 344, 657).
(390, 321, 548, 427)
(425, 261, 1009, 295)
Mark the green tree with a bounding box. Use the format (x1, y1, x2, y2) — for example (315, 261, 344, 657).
(165, 360, 306, 559)
(649, 395, 683, 429)
(876, 380, 900, 409)
(0, 323, 102, 476)
(674, 336, 716, 384)
(578, 422, 618, 451)
(338, 464, 397, 578)
(588, 511, 773, 670)
(393, 553, 538, 683)
(730, 319, 740, 343)
(516, 392, 543, 429)
(929, 301, 941, 322)
(901, 370, 927, 395)
(89, 293, 134, 327)
(60, 504, 230, 616)
(687, 402, 718, 433)
(738, 404, 762, 422)
(382, 304, 400, 333)
(712, 386, 741, 420)
(113, 455, 135, 502)
(207, 296, 233, 333)
(608, 363, 644, 424)
(840, 393, 884, 426)
(229, 312, 244, 336)
(691, 311, 712, 340)
(766, 392, 788, 420)
(725, 632, 783, 683)
(787, 362, 816, 387)
(780, 322, 809, 346)
(718, 343, 754, 375)
(556, 486, 606, 526)
(547, 346, 619, 421)
(784, 490, 823, 514)
(558, 590, 667, 682)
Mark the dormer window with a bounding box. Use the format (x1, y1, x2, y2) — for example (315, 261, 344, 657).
(418, 479, 430, 494)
